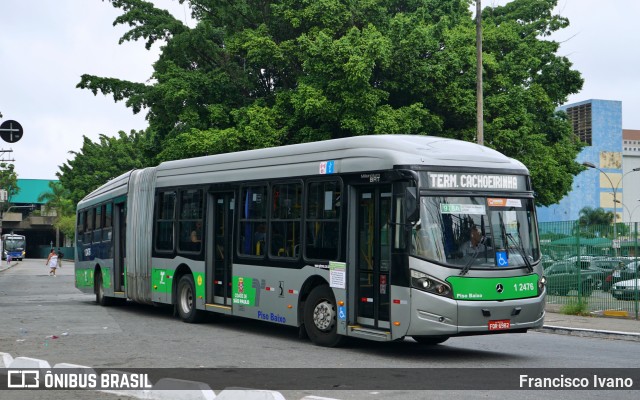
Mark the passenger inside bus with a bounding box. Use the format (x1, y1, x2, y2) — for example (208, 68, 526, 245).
(190, 222, 202, 243)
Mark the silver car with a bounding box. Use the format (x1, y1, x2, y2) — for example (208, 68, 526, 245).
(611, 278, 640, 300)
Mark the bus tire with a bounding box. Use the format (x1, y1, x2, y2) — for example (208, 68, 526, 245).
(412, 336, 449, 345)
(177, 275, 203, 323)
(95, 272, 112, 306)
(304, 285, 346, 347)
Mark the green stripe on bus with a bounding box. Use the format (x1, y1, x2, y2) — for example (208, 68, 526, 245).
(447, 274, 539, 301)
(75, 269, 94, 288)
(151, 268, 174, 294)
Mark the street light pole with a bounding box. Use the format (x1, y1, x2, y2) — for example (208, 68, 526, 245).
(582, 162, 640, 255)
(630, 200, 640, 222)
(476, 0, 483, 146)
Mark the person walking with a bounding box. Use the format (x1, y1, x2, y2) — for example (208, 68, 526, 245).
(46, 248, 59, 277)
(57, 247, 64, 268)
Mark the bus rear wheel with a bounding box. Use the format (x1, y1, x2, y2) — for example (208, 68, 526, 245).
(412, 336, 449, 345)
(176, 275, 203, 323)
(304, 285, 346, 347)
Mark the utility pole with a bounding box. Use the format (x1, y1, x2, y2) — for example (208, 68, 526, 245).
(476, 0, 483, 146)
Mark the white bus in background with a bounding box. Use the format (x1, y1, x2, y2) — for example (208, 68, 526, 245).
(2, 234, 26, 261)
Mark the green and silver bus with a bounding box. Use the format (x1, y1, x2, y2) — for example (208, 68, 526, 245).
(75, 135, 545, 346)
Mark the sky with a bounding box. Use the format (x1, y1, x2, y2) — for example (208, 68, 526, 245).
(1, 0, 639, 180)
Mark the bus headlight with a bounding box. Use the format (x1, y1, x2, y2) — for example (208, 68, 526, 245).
(410, 270, 452, 298)
(538, 275, 547, 294)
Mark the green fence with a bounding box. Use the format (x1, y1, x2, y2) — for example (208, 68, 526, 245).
(35, 246, 75, 260)
(539, 221, 640, 319)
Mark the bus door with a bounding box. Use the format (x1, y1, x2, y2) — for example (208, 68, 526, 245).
(355, 185, 392, 330)
(207, 192, 235, 306)
(113, 201, 126, 292)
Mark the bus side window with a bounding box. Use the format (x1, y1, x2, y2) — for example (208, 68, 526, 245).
(178, 189, 203, 253)
(270, 181, 302, 259)
(155, 192, 176, 252)
(84, 209, 94, 244)
(239, 185, 268, 257)
(305, 180, 340, 261)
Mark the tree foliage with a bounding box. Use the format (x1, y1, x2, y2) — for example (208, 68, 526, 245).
(37, 181, 75, 217)
(55, 214, 77, 246)
(71, 0, 584, 206)
(0, 163, 20, 213)
(578, 207, 614, 227)
(57, 130, 151, 204)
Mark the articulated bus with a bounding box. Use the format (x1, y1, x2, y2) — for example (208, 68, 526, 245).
(75, 135, 545, 347)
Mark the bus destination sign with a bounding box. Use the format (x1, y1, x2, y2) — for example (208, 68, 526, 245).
(426, 172, 525, 191)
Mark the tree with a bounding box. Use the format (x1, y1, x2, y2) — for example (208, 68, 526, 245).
(38, 181, 75, 248)
(578, 207, 614, 227)
(37, 181, 74, 217)
(58, 130, 151, 205)
(75, 0, 583, 206)
(0, 163, 20, 213)
(54, 215, 77, 248)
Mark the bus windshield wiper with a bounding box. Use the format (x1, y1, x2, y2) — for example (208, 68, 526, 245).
(459, 235, 487, 276)
(506, 233, 533, 272)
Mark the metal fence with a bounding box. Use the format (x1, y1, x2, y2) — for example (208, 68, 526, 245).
(539, 221, 640, 319)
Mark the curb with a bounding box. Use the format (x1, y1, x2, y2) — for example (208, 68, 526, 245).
(0, 261, 19, 273)
(538, 325, 640, 342)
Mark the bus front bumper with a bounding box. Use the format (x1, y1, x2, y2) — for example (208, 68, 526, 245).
(406, 288, 546, 337)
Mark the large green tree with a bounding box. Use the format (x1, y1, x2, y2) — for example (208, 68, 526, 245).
(74, 0, 583, 206)
(58, 130, 151, 204)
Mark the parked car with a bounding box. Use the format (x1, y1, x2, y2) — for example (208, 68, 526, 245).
(592, 259, 632, 291)
(611, 278, 640, 300)
(545, 260, 605, 296)
(606, 262, 640, 291)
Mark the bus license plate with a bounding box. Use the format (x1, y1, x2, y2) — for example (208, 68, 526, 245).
(488, 320, 510, 331)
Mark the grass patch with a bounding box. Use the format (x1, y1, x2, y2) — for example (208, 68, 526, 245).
(560, 300, 591, 316)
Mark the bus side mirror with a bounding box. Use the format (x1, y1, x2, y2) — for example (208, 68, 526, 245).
(405, 187, 419, 223)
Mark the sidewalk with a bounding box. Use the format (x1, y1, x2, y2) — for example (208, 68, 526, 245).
(539, 305, 640, 342)
(1, 260, 639, 341)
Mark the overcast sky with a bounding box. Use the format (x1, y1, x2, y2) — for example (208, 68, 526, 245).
(1, 0, 638, 180)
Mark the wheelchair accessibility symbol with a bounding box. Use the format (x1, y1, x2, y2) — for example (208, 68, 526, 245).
(338, 306, 346, 321)
(496, 251, 509, 267)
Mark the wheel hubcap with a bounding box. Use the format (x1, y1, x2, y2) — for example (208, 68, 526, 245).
(313, 300, 335, 331)
(180, 286, 193, 314)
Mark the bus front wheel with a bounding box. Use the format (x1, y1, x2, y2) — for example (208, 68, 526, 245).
(95, 272, 112, 306)
(176, 275, 203, 323)
(304, 285, 346, 347)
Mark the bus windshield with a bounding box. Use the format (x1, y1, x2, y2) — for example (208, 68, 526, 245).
(4, 238, 25, 251)
(411, 196, 540, 269)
